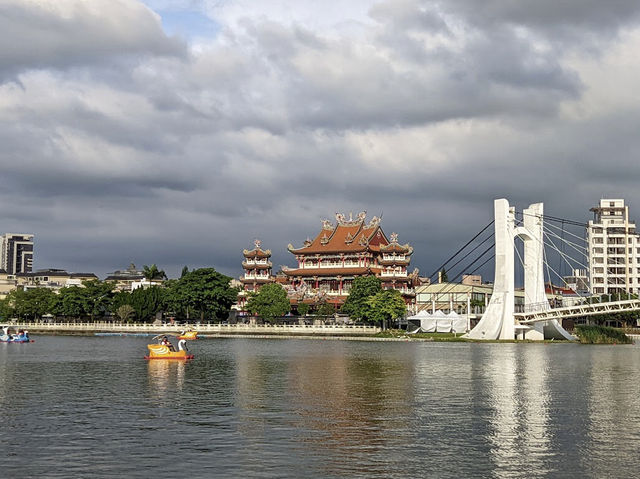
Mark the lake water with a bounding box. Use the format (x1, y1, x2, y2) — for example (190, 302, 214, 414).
(1, 336, 639, 478)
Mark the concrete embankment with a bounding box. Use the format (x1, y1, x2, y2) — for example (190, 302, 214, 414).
(9, 322, 381, 337)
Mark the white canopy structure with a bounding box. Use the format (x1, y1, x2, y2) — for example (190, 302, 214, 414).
(407, 310, 468, 334)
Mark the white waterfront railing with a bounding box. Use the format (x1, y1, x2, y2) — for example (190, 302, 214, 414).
(9, 321, 381, 335)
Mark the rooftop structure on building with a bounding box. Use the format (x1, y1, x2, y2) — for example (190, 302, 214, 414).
(587, 199, 640, 296)
(282, 211, 418, 309)
(104, 263, 146, 291)
(1, 233, 34, 275)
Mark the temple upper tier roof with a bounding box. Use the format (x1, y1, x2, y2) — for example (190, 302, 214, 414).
(287, 212, 391, 255)
(243, 239, 272, 258)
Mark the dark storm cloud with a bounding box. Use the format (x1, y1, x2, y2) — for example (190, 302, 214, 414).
(2, 0, 640, 281)
(441, 0, 640, 32)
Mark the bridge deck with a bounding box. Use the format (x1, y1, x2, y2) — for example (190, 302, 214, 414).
(515, 299, 640, 323)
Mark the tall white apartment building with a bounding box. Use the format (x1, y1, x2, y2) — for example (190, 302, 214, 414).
(588, 199, 640, 296)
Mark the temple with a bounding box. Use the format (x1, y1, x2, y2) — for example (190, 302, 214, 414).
(281, 212, 418, 310)
(238, 239, 274, 310)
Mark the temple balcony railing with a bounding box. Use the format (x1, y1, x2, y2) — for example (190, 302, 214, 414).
(243, 273, 272, 280)
(242, 260, 272, 267)
(380, 271, 408, 277)
(382, 254, 406, 261)
(299, 263, 364, 269)
(326, 290, 343, 296)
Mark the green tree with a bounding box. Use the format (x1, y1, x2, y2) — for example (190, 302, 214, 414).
(439, 268, 449, 283)
(22, 288, 58, 320)
(53, 286, 87, 319)
(297, 302, 310, 316)
(115, 304, 135, 322)
(0, 289, 28, 320)
(341, 276, 382, 321)
(246, 283, 290, 323)
(167, 268, 238, 322)
(143, 264, 167, 281)
(316, 301, 335, 319)
(130, 286, 166, 322)
(180, 266, 189, 278)
(52, 281, 114, 321)
(82, 280, 115, 320)
(111, 286, 167, 322)
(366, 290, 407, 327)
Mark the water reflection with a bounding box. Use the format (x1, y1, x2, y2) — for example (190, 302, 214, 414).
(478, 345, 553, 478)
(485, 345, 521, 473)
(146, 360, 186, 400)
(584, 346, 640, 476)
(519, 346, 551, 472)
(2, 337, 640, 478)
(230, 340, 417, 476)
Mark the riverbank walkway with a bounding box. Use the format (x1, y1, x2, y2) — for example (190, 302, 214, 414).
(8, 322, 381, 336)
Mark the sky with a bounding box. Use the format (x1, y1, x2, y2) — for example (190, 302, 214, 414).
(2, 0, 640, 281)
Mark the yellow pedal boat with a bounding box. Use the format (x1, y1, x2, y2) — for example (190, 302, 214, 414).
(145, 337, 194, 360)
(177, 330, 198, 340)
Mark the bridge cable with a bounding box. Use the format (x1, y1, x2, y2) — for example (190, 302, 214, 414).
(544, 219, 590, 246)
(519, 211, 587, 228)
(437, 233, 494, 278)
(543, 226, 589, 264)
(543, 228, 589, 272)
(447, 244, 495, 283)
(423, 243, 495, 311)
(427, 220, 494, 281)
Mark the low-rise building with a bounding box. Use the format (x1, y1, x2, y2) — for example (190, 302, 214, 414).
(0, 269, 17, 300)
(17, 269, 98, 291)
(104, 263, 146, 291)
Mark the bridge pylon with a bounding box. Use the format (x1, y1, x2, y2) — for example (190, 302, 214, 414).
(466, 199, 573, 340)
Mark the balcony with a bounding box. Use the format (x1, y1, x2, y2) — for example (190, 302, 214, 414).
(242, 260, 272, 268)
(243, 273, 272, 281)
(382, 254, 406, 261)
(380, 271, 408, 278)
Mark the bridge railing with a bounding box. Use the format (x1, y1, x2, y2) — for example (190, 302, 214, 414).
(516, 299, 640, 323)
(523, 301, 552, 313)
(6, 321, 381, 335)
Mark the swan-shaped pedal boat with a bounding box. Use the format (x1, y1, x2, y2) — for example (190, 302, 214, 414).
(177, 329, 198, 340)
(145, 337, 193, 360)
(1, 327, 33, 343)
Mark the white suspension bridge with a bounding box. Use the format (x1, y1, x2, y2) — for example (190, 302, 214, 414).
(457, 198, 640, 340)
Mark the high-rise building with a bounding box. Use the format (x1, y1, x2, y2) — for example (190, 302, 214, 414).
(587, 199, 640, 296)
(0, 233, 34, 275)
